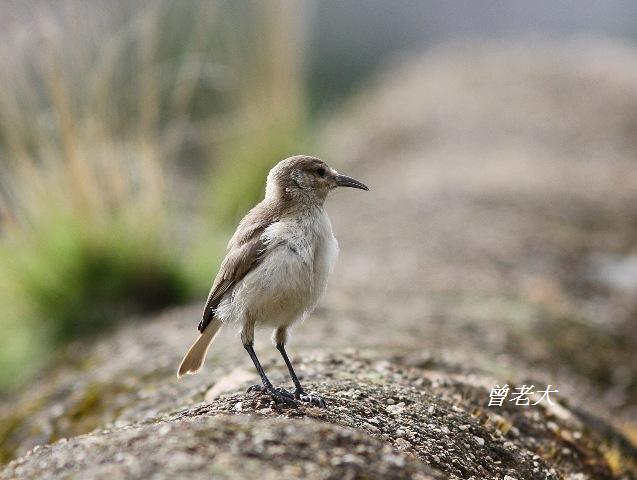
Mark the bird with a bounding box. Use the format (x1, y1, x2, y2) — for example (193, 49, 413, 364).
(177, 155, 368, 407)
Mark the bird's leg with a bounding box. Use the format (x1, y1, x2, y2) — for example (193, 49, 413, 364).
(276, 342, 326, 408)
(243, 343, 297, 407)
(241, 321, 293, 402)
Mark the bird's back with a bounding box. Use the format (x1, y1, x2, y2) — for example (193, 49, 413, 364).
(198, 199, 280, 331)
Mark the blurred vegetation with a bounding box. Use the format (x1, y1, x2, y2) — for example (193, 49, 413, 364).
(0, 0, 310, 392)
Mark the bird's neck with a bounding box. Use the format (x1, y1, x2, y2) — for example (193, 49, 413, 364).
(260, 196, 322, 223)
(266, 187, 327, 212)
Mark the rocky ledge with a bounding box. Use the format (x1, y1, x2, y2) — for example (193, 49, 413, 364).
(2, 351, 635, 480)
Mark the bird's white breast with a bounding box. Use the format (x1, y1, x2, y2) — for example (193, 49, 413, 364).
(302, 207, 339, 309)
(219, 207, 338, 328)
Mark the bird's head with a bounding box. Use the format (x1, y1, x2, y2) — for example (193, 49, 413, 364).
(265, 155, 369, 205)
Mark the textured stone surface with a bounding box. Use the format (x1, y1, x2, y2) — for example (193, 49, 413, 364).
(1, 414, 439, 480)
(3, 351, 635, 480)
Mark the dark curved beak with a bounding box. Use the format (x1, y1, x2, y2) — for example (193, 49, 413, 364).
(335, 174, 369, 191)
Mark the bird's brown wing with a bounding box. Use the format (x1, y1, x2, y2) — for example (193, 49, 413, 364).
(197, 204, 278, 332)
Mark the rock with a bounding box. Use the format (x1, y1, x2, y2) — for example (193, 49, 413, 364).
(0, 415, 438, 480)
(204, 368, 255, 401)
(2, 351, 635, 479)
(587, 254, 637, 293)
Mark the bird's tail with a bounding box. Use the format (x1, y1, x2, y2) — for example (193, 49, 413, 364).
(177, 319, 222, 378)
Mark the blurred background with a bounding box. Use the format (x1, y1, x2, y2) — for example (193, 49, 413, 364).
(1, 0, 637, 463)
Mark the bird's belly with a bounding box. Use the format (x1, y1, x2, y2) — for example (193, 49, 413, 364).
(216, 212, 338, 329)
(234, 244, 314, 326)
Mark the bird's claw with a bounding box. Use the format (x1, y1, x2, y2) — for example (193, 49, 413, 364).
(295, 390, 327, 408)
(275, 387, 296, 400)
(246, 384, 263, 394)
(266, 387, 298, 408)
(247, 384, 298, 408)
(247, 385, 294, 398)
(246, 384, 325, 408)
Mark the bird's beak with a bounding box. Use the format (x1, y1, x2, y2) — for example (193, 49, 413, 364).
(334, 174, 369, 191)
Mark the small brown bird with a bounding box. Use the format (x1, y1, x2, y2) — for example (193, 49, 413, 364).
(177, 155, 368, 407)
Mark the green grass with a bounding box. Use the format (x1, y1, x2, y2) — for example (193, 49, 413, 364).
(0, 214, 195, 390)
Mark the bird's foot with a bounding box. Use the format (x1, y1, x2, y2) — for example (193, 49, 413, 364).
(247, 384, 295, 399)
(295, 390, 327, 408)
(247, 384, 298, 407)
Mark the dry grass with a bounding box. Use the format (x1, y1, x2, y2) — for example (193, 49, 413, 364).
(0, 0, 309, 391)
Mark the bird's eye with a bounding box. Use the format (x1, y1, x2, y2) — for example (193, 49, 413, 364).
(316, 167, 326, 177)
